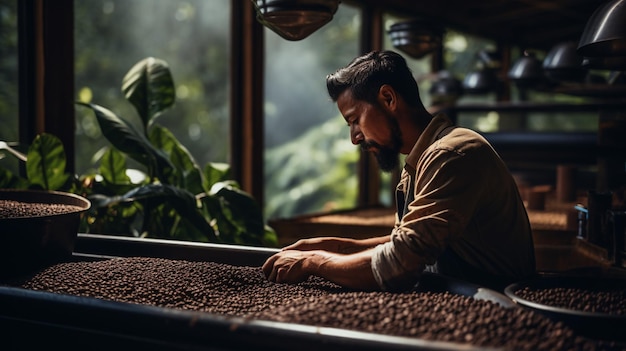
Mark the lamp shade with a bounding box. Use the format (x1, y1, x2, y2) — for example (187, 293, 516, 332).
(578, 0, 626, 58)
(388, 19, 443, 59)
(462, 69, 498, 94)
(508, 52, 546, 88)
(253, 0, 340, 41)
(543, 42, 586, 83)
(429, 71, 463, 103)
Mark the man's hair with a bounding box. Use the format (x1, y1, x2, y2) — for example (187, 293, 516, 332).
(326, 50, 421, 108)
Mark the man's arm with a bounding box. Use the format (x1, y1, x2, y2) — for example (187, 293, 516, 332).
(262, 248, 380, 290)
(283, 235, 390, 254)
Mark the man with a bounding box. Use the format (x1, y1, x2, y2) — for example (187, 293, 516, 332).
(262, 50, 536, 292)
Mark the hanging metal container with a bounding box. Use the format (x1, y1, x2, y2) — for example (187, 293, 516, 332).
(462, 69, 499, 94)
(542, 42, 586, 83)
(252, 0, 340, 41)
(577, 0, 626, 69)
(508, 51, 549, 89)
(388, 19, 443, 59)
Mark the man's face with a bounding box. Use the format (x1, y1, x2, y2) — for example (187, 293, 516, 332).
(337, 90, 402, 172)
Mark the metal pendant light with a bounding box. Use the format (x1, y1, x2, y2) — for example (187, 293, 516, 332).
(462, 50, 501, 94)
(252, 0, 340, 41)
(543, 42, 586, 83)
(577, 0, 626, 70)
(388, 19, 443, 59)
(508, 51, 547, 89)
(429, 70, 463, 104)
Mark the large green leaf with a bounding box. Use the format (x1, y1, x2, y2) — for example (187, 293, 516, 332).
(26, 133, 69, 190)
(100, 148, 131, 185)
(122, 184, 216, 240)
(149, 125, 205, 194)
(206, 182, 265, 245)
(203, 162, 231, 190)
(78, 102, 175, 182)
(122, 57, 176, 130)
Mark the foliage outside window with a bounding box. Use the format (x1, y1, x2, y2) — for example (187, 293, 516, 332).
(68, 1, 278, 245)
(263, 4, 362, 220)
(74, 0, 230, 176)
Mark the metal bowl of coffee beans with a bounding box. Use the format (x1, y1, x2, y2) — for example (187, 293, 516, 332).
(504, 275, 626, 342)
(0, 189, 90, 281)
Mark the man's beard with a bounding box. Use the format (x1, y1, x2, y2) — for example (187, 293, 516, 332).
(360, 119, 402, 173)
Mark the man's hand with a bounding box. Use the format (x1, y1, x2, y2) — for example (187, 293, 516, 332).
(262, 250, 315, 283)
(262, 248, 380, 290)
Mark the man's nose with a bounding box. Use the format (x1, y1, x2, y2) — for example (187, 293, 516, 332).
(350, 125, 363, 145)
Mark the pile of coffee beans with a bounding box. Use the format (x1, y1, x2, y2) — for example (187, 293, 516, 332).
(18, 257, 343, 316)
(514, 286, 626, 315)
(253, 290, 595, 350)
(16, 257, 599, 350)
(0, 199, 83, 219)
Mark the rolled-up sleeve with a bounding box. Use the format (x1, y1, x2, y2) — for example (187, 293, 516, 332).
(371, 216, 454, 292)
(371, 236, 426, 292)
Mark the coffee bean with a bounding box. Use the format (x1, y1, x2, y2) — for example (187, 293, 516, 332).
(0, 199, 83, 218)
(14, 257, 604, 350)
(515, 286, 626, 315)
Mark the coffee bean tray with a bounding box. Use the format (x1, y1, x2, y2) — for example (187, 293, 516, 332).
(505, 275, 626, 343)
(0, 234, 622, 350)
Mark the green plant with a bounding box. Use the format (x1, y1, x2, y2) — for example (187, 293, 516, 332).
(0, 57, 277, 247)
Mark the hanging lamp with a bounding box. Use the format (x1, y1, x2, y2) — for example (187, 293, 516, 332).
(252, 0, 340, 41)
(388, 19, 443, 59)
(577, 0, 626, 70)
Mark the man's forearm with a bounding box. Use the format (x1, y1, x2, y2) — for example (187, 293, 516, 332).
(358, 235, 391, 248)
(304, 249, 380, 290)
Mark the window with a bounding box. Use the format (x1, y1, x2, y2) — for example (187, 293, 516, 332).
(382, 14, 433, 107)
(75, 0, 230, 175)
(263, 4, 362, 219)
(380, 13, 433, 206)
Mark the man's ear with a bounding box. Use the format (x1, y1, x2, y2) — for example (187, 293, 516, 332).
(377, 84, 396, 111)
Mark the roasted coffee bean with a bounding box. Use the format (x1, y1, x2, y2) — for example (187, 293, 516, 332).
(0, 199, 83, 218)
(515, 286, 626, 315)
(14, 257, 604, 350)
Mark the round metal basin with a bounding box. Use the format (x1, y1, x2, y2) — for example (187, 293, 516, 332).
(505, 275, 626, 342)
(0, 189, 90, 281)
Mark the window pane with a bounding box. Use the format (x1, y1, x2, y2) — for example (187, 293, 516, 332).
(75, 0, 230, 176)
(381, 14, 433, 207)
(263, 4, 361, 219)
(0, 0, 19, 175)
(74, 0, 230, 241)
(383, 14, 433, 107)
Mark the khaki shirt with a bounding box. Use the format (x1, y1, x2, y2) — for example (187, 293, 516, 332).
(371, 114, 536, 291)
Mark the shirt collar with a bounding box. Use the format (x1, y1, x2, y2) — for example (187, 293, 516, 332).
(404, 113, 454, 172)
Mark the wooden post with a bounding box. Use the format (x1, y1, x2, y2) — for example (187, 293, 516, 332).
(230, 0, 265, 205)
(18, 0, 75, 174)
